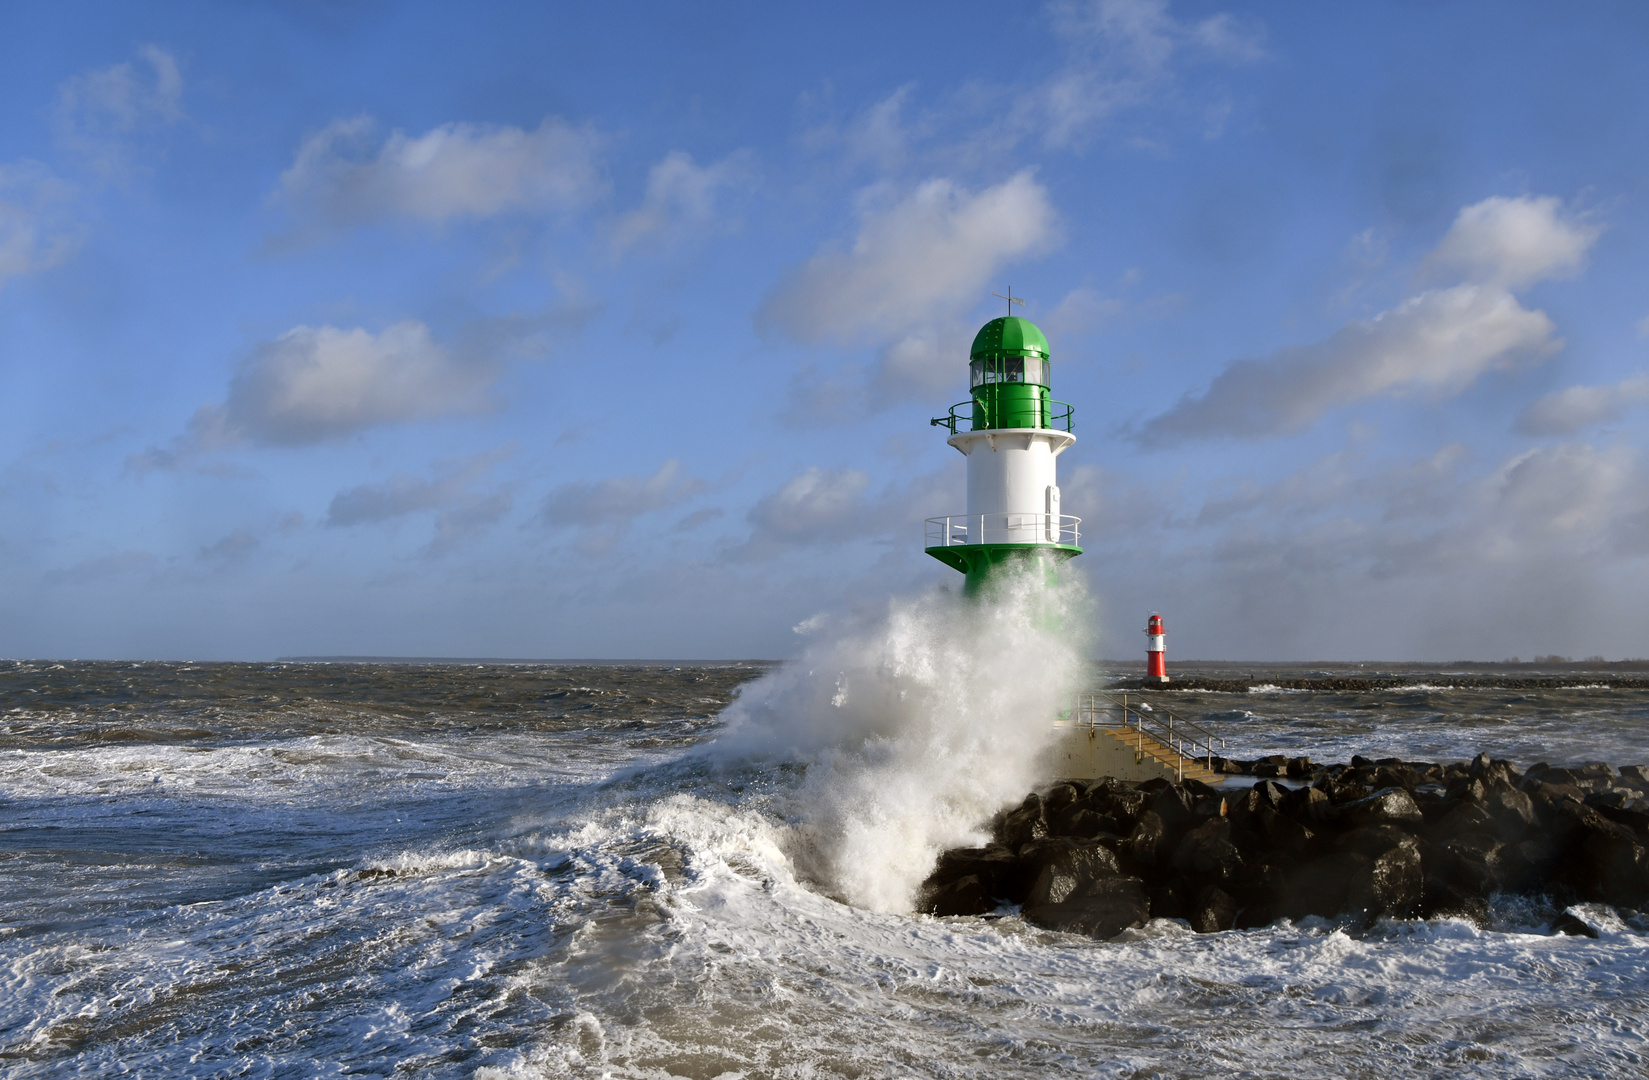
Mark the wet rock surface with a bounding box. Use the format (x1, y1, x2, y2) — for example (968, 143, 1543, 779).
(918, 756, 1649, 938)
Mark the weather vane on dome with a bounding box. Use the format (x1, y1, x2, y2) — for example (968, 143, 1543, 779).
(992, 287, 1026, 316)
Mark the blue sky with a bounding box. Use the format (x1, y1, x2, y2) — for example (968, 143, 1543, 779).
(3, 0, 1648, 661)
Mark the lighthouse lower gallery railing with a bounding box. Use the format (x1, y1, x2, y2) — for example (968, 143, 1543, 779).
(925, 513, 1082, 547)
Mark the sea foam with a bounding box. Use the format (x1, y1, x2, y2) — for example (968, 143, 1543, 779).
(710, 565, 1092, 913)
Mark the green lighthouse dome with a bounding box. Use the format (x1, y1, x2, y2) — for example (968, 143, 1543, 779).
(970, 316, 1049, 361)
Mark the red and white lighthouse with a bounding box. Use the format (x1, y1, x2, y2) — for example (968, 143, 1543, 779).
(1144, 613, 1168, 684)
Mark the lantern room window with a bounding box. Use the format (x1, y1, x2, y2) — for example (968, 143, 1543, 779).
(971, 356, 1049, 388)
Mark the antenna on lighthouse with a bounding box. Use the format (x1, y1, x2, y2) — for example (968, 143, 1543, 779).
(992, 288, 1026, 316)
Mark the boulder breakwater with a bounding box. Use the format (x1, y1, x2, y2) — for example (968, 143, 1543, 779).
(920, 754, 1649, 938)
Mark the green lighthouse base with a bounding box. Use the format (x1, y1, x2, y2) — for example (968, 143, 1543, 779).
(924, 542, 1082, 596)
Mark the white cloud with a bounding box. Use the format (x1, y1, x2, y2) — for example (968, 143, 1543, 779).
(760, 172, 1057, 343)
(1043, 284, 1127, 339)
(1037, 0, 1265, 146)
(193, 321, 497, 447)
(53, 45, 184, 179)
(1518, 375, 1649, 436)
(1073, 438, 1649, 659)
(746, 467, 872, 546)
(871, 325, 979, 400)
(130, 302, 589, 472)
(1423, 195, 1599, 290)
(612, 150, 750, 251)
(277, 116, 604, 229)
(326, 451, 514, 557)
(45, 550, 158, 584)
(1144, 284, 1558, 443)
(736, 464, 959, 559)
(1143, 195, 1597, 444)
(540, 460, 705, 553)
(0, 162, 80, 287)
(198, 529, 259, 565)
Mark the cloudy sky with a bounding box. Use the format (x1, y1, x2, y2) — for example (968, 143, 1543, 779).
(3, 1, 1648, 661)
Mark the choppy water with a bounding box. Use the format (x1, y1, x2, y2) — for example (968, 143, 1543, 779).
(3, 655, 1648, 1078)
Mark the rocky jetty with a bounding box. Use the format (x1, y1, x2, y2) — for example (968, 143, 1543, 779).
(919, 755, 1649, 938)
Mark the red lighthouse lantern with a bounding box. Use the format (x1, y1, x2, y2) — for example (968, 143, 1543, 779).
(1145, 613, 1168, 684)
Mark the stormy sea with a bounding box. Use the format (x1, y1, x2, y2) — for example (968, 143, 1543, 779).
(4, 588, 1648, 1077)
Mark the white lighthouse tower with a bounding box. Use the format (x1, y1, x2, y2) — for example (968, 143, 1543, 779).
(926, 306, 1081, 591)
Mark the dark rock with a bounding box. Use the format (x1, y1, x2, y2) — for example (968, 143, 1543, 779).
(1253, 804, 1315, 855)
(1191, 794, 1228, 821)
(1550, 910, 1601, 938)
(1023, 839, 1123, 908)
(998, 794, 1049, 850)
(1435, 802, 1496, 839)
(1149, 881, 1189, 920)
(1281, 785, 1332, 824)
(1043, 782, 1082, 813)
(1620, 765, 1649, 789)
(1103, 788, 1147, 824)
(1482, 784, 1537, 834)
(1055, 806, 1105, 839)
(1190, 885, 1239, 933)
(1335, 787, 1425, 828)
(1336, 823, 1418, 860)
(1286, 756, 1315, 779)
(1171, 818, 1243, 882)
(1518, 833, 1566, 878)
(1422, 884, 1490, 926)
(1330, 779, 1371, 805)
(921, 845, 1026, 907)
(1447, 776, 1486, 804)
(1592, 803, 1649, 839)
(1529, 780, 1586, 817)
(1127, 810, 1167, 868)
(1438, 833, 1519, 894)
(923, 873, 992, 916)
(1352, 843, 1424, 919)
(1185, 778, 1225, 801)
(939, 760, 1649, 940)
(1023, 875, 1149, 938)
(1253, 780, 1288, 808)
(1563, 814, 1649, 906)
(1142, 782, 1194, 833)
(1279, 848, 1422, 923)
(1414, 787, 1455, 825)
(1374, 765, 1422, 791)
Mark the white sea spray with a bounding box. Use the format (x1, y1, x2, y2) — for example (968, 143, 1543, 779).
(710, 564, 1092, 913)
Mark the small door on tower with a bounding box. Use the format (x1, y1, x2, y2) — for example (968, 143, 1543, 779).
(1045, 484, 1061, 541)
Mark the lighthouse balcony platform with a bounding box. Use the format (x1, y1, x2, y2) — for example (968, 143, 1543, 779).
(925, 513, 1081, 548)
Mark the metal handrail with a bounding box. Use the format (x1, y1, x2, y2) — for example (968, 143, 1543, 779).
(925, 513, 1081, 547)
(929, 399, 1075, 435)
(1071, 690, 1223, 781)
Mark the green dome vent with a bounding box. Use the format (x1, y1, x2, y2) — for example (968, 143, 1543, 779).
(970, 316, 1049, 360)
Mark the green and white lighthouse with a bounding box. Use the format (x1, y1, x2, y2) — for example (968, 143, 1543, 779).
(927, 308, 1081, 592)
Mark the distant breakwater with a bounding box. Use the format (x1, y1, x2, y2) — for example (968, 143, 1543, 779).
(1108, 675, 1649, 692)
(920, 755, 1649, 939)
